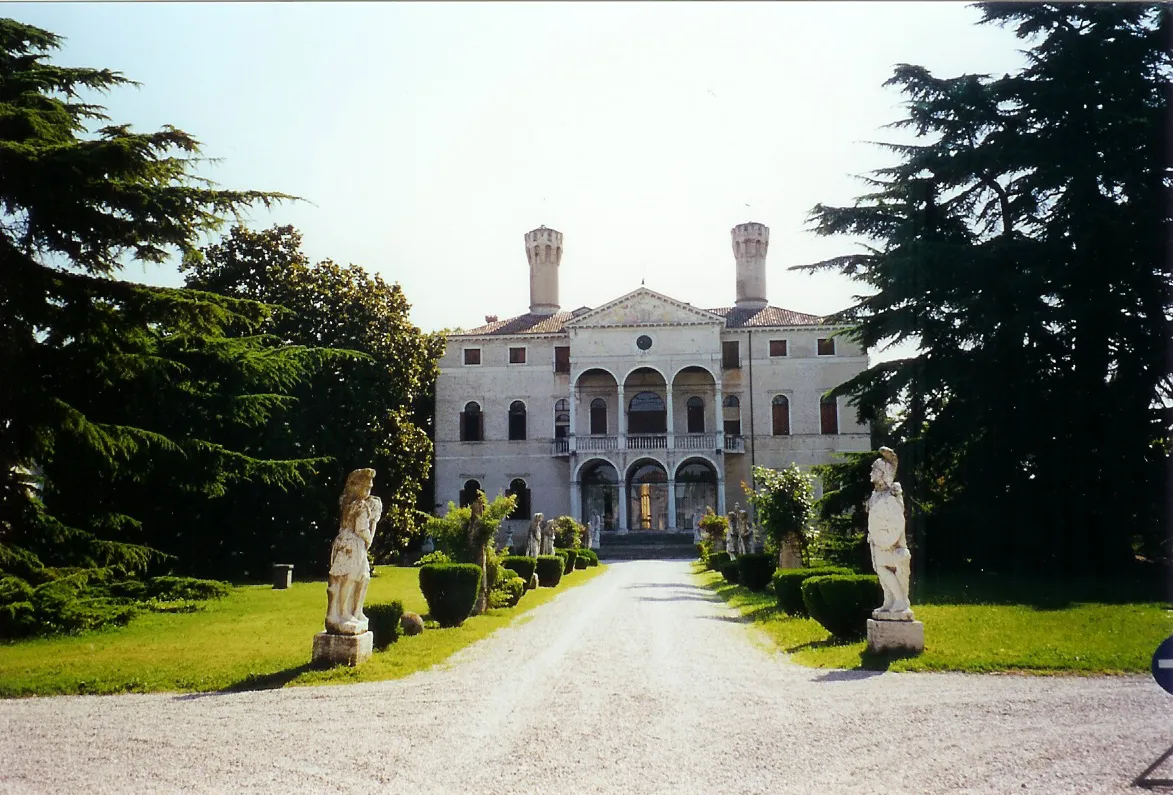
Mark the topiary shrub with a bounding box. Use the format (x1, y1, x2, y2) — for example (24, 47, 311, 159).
(418, 563, 482, 627)
(535, 555, 564, 587)
(366, 601, 404, 649)
(146, 576, 230, 601)
(574, 555, 588, 570)
(736, 553, 776, 591)
(801, 574, 882, 638)
(579, 549, 599, 567)
(490, 576, 526, 608)
(707, 551, 731, 573)
(556, 548, 579, 574)
(720, 559, 741, 585)
(400, 611, 424, 636)
(772, 566, 853, 615)
(502, 555, 538, 587)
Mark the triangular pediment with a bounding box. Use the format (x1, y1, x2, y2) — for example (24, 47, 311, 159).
(563, 287, 724, 328)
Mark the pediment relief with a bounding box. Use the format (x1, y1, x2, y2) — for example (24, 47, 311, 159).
(564, 288, 723, 328)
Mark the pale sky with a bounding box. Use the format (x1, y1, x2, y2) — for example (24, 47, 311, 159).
(11, 2, 1027, 345)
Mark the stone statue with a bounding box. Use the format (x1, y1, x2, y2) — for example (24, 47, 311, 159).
(539, 518, 555, 556)
(593, 513, 603, 549)
(867, 447, 913, 620)
(737, 506, 753, 554)
(726, 506, 740, 557)
(525, 512, 543, 557)
(326, 468, 382, 635)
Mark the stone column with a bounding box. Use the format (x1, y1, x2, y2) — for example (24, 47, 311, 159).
(667, 475, 677, 530)
(714, 380, 725, 452)
(568, 382, 578, 454)
(665, 382, 675, 448)
(716, 473, 727, 517)
(617, 384, 627, 449)
(570, 479, 581, 525)
(617, 481, 629, 534)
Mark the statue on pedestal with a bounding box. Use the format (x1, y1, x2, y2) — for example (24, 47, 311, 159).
(525, 513, 543, 558)
(867, 447, 913, 620)
(737, 506, 753, 554)
(539, 518, 555, 555)
(326, 468, 381, 635)
(726, 504, 741, 556)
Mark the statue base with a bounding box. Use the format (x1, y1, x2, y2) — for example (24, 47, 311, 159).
(312, 631, 373, 667)
(867, 619, 924, 655)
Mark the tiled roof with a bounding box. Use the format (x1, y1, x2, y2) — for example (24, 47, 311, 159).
(454, 305, 827, 336)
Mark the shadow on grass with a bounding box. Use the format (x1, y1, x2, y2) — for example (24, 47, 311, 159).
(914, 571, 1168, 611)
(173, 662, 319, 700)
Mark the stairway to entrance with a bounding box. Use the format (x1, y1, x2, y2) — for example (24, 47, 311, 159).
(599, 531, 698, 560)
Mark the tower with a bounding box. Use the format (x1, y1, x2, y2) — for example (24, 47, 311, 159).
(526, 226, 562, 315)
(731, 222, 769, 311)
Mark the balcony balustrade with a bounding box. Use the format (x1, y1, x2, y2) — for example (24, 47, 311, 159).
(551, 433, 745, 457)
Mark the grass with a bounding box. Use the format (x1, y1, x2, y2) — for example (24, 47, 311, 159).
(695, 564, 1172, 674)
(0, 564, 607, 697)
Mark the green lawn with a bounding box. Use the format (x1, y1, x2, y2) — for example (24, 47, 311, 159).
(0, 564, 607, 697)
(696, 566, 1172, 674)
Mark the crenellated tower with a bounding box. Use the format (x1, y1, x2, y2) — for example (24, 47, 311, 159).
(731, 222, 769, 311)
(526, 225, 562, 315)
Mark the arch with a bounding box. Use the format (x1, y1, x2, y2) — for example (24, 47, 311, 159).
(686, 395, 705, 434)
(459, 479, 481, 508)
(621, 364, 668, 387)
(626, 459, 669, 531)
(572, 366, 619, 391)
(461, 401, 483, 442)
(589, 397, 607, 435)
(670, 362, 718, 386)
(508, 400, 527, 441)
(578, 459, 619, 530)
(674, 458, 718, 531)
(554, 398, 569, 439)
(723, 394, 742, 436)
(772, 394, 790, 436)
(506, 477, 531, 520)
(628, 390, 666, 434)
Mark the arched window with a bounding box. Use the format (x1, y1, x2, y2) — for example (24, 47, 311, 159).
(554, 399, 569, 439)
(820, 395, 838, 435)
(545, 244, 552, 260)
(772, 395, 790, 436)
(506, 478, 531, 520)
(628, 391, 666, 434)
(590, 398, 607, 435)
(508, 400, 527, 441)
(461, 402, 483, 442)
(686, 396, 705, 433)
(723, 395, 741, 436)
(459, 479, 481, 508)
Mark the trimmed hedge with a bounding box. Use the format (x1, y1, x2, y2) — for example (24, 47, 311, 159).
(736, 553, 776, 592)
(707, 551, 731, 573)
(720, 559, 741, 585)
(772, 566, 854, 615)
(502, 555, 538, 586)
(801, 574, 882, 639)
(535, 555, 564, 587)
(366, 600, 405, 649)
(145, 576, 230, 601)
(577, 549, 599, 567)
(418, 563, 483, 627)
(555, 548, 578, 574)
(489, 576, 526, 609)
(574, 555, 588, 570)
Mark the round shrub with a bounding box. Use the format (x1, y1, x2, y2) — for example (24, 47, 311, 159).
(801, 574, 882, 639)
(146, 576, 230, 601)
(577, 549, 599, 567)
(418, 563, 483, 627)
(366, 601, 404, 649)
(707, 551, 731, 573)
(555, 548, 578, 574)
(736, 553, 776, 591)
(502, 555, 538, 587)
(490, 575, 526, 608)
(535, 555, 564, 587)
(720, 559, 741, 585)
(400, 611, 424, 636)
(772, 566, 853, 615)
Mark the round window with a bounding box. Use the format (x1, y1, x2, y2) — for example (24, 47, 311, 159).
(636, 335, 653, 351)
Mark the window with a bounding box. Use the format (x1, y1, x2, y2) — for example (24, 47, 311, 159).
(461, 402, 483, 442)
(506, 478, 531, 520)
(554, 399, 570, 439)
(686, 396, 705, 434)
(508, 400, 527, 441)
(772, 395, 790, 436)
(636, 334, 653, 351)
(722, 340, 740, 369)
(628, 391, 666, 434)
(723, 395, 741, 436)
(769, 339, 788, 357)
(463, 348, 481, 366)
(820, 396, 839, 434)
(509, 347, 526, 364)
(459, 479, 481, 508)
(554, 346, 570, 374)
(817, 338, 836, 356)
(587, 398, 606, 435)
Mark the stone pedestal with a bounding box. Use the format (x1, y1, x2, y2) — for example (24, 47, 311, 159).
(272, 564, 294, 589)
(867, 619, 924, 654)
(312, 631, 373, 667)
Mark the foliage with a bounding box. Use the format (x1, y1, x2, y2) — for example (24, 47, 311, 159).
(707, 551, 731, 573)
(772, 567, 853, 615)
(720, 559, 741, 585)
(414, 551, 450, 567)
(696, 540, 712, 563)
(574, 556, 588, 570)
(810, 451, 876, 570)
(551, 516, 583, 549)
(535, 555, 564, 587)
(801, 574, 882, 639)
(366, 601, 404, 650)
(735, 553, 776, 592)
(182, 225, 444, 563)
(425, 494, 516, 564)
(489, 576, 525, 609)
(577, 549, 599, 567)
(144, 576, 230, 601)
(745, 465, 816, 560)
(502, 555, 537, 585)
(697, 508, 729, 547)
(417, 563, 482, 627)
(556, 548, 578, 574)
(798, 5, 1172, 574)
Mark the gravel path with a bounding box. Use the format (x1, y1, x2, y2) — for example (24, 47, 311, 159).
(0, 560, 1169, 794)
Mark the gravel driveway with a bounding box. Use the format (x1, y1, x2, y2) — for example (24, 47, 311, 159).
(0, 560, 1169, 794)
